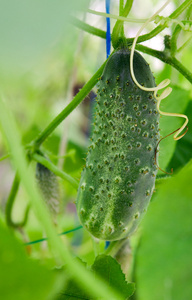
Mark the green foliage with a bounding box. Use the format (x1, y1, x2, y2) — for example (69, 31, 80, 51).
(91, 255, 135, 299)
(167, 101, 192, 172)
(58, 259, 90, 300)
(158, 86, 190, 171)
(135, 160, 192, 300)
(0, 219, 57, 300)
(59, 255, 135, 299)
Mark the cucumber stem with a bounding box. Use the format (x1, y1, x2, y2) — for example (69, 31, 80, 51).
(112, 0, 134, 48)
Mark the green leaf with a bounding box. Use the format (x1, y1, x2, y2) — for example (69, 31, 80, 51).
(22, 125, 40, 145)
(0, 220, 57, 300)
(63, 140, 86, 174)
(43, 134, 86, 174)
(59, 255, 135, 300)
(58, 260, 90, 300)
(135, 160, 192, 300)
(91, 255, 135, 299)
(167, 101, 192, 172)
(43, 134, 61, 158)
(158, 86, 190, 172)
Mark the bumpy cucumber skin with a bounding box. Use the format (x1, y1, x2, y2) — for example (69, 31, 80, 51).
(76, 49, 160, 241)
(36, 163, 60, 217)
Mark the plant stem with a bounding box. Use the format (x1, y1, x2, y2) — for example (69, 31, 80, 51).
(177, 35, 192, 53)
(58, 21, 84, 169)
(130, 0, 192, 44)
(112, 0, 134, 47)
(5, 173, 30, 228)
(87, 9, 146, 23)
(115, 239, 132, 277)
(33, 61, 107, 148)
(119, 0, 125, 37)
(105, 238, 128, 257)
(119, 0, 124, 15)
(135, 44, 192, 84)
(73, 0, 192, 47)
(168, 56, 192, 83)
(32, 153, 79, 189)
(70, 16, 106, 39)
(5, 173, 19, 227)
(171, 25, 181, 55)
(0, 153, 10, 161)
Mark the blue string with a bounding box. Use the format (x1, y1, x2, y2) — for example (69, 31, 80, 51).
(105, 241, 110, 249)
(105, 0, 111, 250)
(24, 225, 83, 246)
(105, 0, 111, 58)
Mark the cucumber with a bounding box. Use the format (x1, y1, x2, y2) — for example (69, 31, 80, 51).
(36, 162, 60, 219)
(76, 48, 160, 241)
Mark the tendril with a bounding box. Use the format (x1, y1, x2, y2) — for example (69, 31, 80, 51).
(156, 99, 188, 140)
(87, 9, 148, 23)
(154, 127, 188, 174)
(154, 16, 192, 31)
(130, 0, 189, 141)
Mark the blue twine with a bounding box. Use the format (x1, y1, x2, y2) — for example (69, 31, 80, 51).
(105, 241, 110, 249)
(105, 0, 111, 250)
(24, 225, 83, 246)
(105, 0, 111, 58)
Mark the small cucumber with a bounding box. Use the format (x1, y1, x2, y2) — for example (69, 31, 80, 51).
(36, 162, 60, 218)
(76, 48, 160, 241)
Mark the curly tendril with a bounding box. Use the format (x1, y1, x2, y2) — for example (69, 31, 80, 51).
(130, 0, 189, 141)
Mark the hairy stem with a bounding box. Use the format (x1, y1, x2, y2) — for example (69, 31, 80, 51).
(135, 44, 192, 84)
(171, 25, 181, 55)
(120, 0, 124, 14)
(58, 21, 84, 169)
(128, 0, 192, 45)
(119, 0, 125, 36)
(112, 0, 134, 47)
(73, 0, 192, 47)
(70, 16, 106, 39)
(168, 56, 192, 83)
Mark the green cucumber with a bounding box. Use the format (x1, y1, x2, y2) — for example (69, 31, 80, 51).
(36, 162, 60, 218)
(76, 48, 160, 241)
